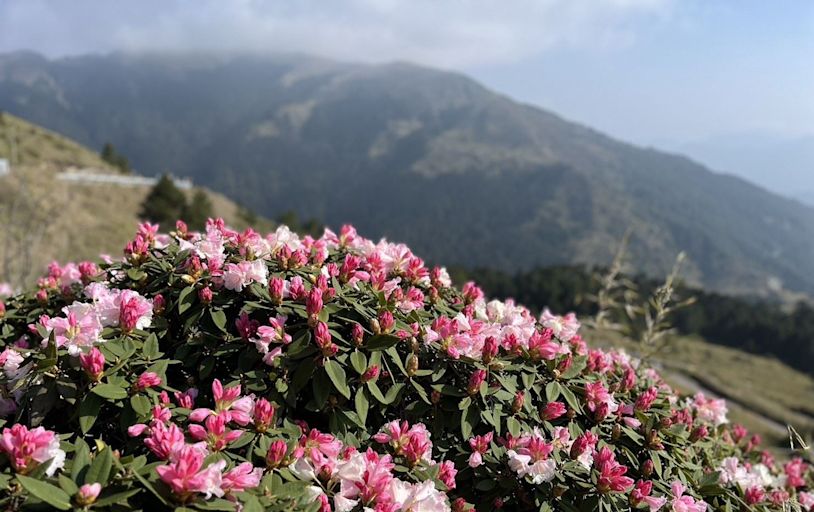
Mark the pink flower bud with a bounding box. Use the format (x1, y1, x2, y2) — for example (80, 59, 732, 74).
(352, 323, 365, 346)
(79, 347, 105, 382)
(482, 336, 498, 363)
(306, 288, 323, 325)
(0, 302, 5, 319)
(36, 289, 48, 304)
(541, 401, 567, 421)
(266, 440, 287, 468)
(75, 483, 101, 506)
(253, 398, 276, 432)
(269, 277, 285, 304)
(152, 294, 166, 315)
(361, 365, 380, 383)
(78, 262, 99, 284)
(136, 371, 162, 391)
(467, 369, 487, 396)
(314, 321, 336, 357)
(512, 391, 525, 414)
(378, 311, 395, 333)
(690, 425, 709, 442)
(198, 287, 213, 304)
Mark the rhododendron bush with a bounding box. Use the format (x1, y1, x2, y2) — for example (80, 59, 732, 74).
(0, 219, 811, 511)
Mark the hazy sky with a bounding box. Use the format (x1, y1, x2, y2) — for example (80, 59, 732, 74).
(1, 0, 812, 156)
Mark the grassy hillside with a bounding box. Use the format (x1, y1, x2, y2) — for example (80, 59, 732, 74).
(587, 330, 814, 451)
(0, 112, 266, 287)
(2, 52, 814, 298)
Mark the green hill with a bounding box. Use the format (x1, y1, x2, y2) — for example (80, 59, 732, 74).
(0, 112, 264, 287)
(2, 52, 814, 298)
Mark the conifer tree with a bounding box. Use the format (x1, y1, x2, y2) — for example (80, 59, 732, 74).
(140, 175, 186, 227)
(183, 189, 214, 231)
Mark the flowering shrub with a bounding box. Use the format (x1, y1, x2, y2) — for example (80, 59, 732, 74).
(0, 219, 811, 510)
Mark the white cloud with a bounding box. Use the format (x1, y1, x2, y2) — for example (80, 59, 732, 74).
(0, 0, 673, 68)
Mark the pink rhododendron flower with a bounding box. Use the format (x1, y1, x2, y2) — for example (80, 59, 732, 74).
(223, 259, 268, 291)
(631, 480, 667, 511)
(0, 424, 66, 476)
(540, 309, 580, 342)
(155, 443, 226, 500)
(116, 290, 153, 332)
(221, 462, 263, 494)
(506, 429, 556, 484)
(670, 481, 707, 512)
(46, 303, 102, 355)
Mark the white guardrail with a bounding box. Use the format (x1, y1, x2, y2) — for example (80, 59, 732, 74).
(56, 168, 193, 190)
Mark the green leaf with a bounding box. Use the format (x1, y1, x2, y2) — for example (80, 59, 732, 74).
(355, 389, 369, 425)
(210, 309, 228, 333)
(350, 351, 367, 375)
(324, 360, 351, 399)
(384, 383, 404, 404)
(560, 385, 582, 413)
(79, 394, 103, 434)
(461, 404, 479, 439)
(143, 334, 160, 359)
(85, 446, 113, 485)
(126, 268, 147, 281)
(57, 474, 78, 495)
(507, 416, 521, 437)
(367, 381, 388, 404)
(178, 285, 196, 314)
(365, 334, 400, 351)
(130, 394, 152, 416)
(92, 489, 141, 508)
(16, 475, 71, 510)
(545, 381, 562, 402)
(91, 383, 128, 400)
(71, 439, 91, 481)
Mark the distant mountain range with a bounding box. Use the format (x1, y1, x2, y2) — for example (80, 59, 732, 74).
(671, 132, 814, 207)
(1, 50, 813, 297)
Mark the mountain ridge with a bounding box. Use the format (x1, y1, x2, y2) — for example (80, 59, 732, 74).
(1, 51, 812, 297)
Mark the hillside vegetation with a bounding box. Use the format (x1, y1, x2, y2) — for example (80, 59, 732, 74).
(2, 52, 814, 297)
(0, 112, 265, 287)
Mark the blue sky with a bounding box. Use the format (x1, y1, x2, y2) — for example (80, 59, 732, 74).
(1, 0, 812, 189)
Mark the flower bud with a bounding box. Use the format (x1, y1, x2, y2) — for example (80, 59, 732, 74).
(269, 277, 285, 304)
(152, 294, 166, 315)
(36, 288, 48, 304)
(467, 369, 487, 396)
(0, 301, 5, 319)
(135, 371, 162, 391)
(482, 336, 498, 364)
(352, 323, 365, 346)
(406, 353, 419, 377)
(512, 391, 525, 414)
(253, 398, 276, 433)
(361, 365, 380, 383)
(540, 401, 567, 421)
(641, 458, 654, 478)
(266, 440, 287, 468)
(75, 483, 101, 506)
(198, 287, 213, 305)
(690, 425, 709, 442)
(378, 311, 395, 333)
(79, 347, 105, 382)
